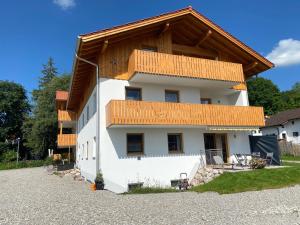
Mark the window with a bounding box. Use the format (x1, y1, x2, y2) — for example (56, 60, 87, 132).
(165, 90, 179, 103)
(201, 98, 212, 104)
(127, 134, 144, 155)
(93, 93, 97, 115)
(293, 132, 299, 137)
(82, 113, 85, 127)
(125, 87, 142, 101)
(92, 137, 96, 159)
(87, 105, 90, 122)
(282, 133, 287, 140)
(168, 134, 183, 153)
(86, 141, 89, 159)
(78, 144, 81, 159)
(81, 144, 84, 160)
(141, 45, 157, 52)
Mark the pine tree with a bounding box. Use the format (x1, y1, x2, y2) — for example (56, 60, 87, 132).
(38, 57, 57, 89)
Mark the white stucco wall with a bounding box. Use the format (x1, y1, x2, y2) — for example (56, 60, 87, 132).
(75, 78, 252, 192)
(98, 78, 252, 193)
(76, 87, 97, 182)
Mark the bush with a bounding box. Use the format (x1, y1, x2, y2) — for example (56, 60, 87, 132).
(95, 172, 104, 183)
(44, 156, 53, 166)
(0, 160, 46, 170)
(0, 151, 17, 162)
(249, 158, 267, 169)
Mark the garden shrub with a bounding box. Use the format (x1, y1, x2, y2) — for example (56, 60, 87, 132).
(0, 150, 17, 162)
(249, 158, 267, 169)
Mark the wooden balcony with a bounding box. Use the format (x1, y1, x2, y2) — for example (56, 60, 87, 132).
(57, 134, 76, 147)
(106, 100, 265, 128)
(58, 110, 76, 121)
(128, 49, 245, 83)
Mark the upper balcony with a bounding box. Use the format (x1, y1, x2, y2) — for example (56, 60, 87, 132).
(127, 50, 245, 87)
(58, 110, 76, 122)
(57, 134, 76, 148)
(106, 100, 265, 128)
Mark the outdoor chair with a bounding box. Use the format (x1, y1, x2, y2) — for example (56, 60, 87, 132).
(213, 155, 234, 170)
(234, 154, 246, 169)
(265, 152, 274, 166)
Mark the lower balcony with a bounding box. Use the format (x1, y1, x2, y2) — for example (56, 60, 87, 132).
(106, 100, 265, 128)
(57, 134, 76, 148)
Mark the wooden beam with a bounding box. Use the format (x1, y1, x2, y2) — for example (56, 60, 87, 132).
(195, 30, 212, 46)
(101, 40, 109, 54)
(172, 44, 217, 59)
(159, 23, 170, 36)
(244, 62, 258, 72)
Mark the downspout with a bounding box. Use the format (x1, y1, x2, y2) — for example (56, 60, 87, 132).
(75, 54, 100, 176)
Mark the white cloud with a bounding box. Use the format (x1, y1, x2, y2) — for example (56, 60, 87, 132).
(266, 39, 300, 67)
(53, 0, 76, 10)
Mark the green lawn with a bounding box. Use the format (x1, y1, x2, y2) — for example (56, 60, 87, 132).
(191, 162, 300, 194)
(281, 155, 300, 161)
(0, 160, 49, 171)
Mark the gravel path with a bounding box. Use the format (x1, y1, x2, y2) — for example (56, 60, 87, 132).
(1, 167, 300, 225)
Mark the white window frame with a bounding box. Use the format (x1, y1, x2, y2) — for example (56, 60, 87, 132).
(85, 141, 89, 160)
(92, 137, 96, 159)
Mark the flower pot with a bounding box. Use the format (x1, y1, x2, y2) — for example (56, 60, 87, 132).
(90, 183, 96, 191)
(95, 181, 104, 190)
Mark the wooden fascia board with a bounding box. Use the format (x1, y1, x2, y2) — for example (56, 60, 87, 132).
(80, 8, 273, 69)
(81, 10, 190, 42)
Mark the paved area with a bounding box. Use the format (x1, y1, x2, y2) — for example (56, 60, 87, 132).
(1, 167, 300, 225)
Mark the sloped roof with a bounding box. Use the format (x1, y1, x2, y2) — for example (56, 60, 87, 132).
(265, 108, 300, 127)
(79, 6, 273, 67)
(67, 6, 274, 110)
(56, 91, 68, 101)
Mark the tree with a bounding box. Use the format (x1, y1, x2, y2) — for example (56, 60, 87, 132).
(0, 81, 30, 142)
(25, 68, 70, 158)
(281, 82, 300, 110)
(247, 77, 284, 115)
(38, 57, 57, 89)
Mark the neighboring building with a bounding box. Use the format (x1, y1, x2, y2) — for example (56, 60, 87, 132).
(261, 108, 300, 144)
(57, 6, 273, 193)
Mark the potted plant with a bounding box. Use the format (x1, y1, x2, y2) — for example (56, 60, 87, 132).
(95, 172, 104, 190)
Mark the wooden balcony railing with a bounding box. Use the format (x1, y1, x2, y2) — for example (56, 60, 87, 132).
(58, 110, 76, 121)
(128, 49, 245, 83)
(57, 134, 76, 147)
(106, 100, 265, 127)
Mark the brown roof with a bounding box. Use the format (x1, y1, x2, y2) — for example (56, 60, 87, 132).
(265, 108, 300, 127)
(56, 91, 68, 101)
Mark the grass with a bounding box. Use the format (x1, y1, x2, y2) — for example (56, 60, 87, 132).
(191, 162, 300, 194)
(125, 187, 179, 194)
(0, 160, 50, 171)
(281, 155, 300, 161)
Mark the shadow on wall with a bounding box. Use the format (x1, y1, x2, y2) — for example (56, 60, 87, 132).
(107, 128, 204, 159)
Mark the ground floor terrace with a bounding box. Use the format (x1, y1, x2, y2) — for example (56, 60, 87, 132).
(1, 167, 300, 225)
(77, 127, 255, 193)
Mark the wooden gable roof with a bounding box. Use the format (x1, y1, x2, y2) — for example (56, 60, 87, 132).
(67, 6, 274, 110)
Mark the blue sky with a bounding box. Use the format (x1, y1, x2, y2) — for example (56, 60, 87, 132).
(0, 0, 299, 94)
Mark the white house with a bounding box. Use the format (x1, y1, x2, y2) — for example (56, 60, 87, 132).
(55, 6, 273, 193)
(261, 108, 300, 144)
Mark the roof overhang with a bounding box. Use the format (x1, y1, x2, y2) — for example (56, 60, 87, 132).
(67, 6, 274, 110)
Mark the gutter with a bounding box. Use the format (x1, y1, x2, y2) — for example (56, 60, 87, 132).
(68, 36, 101, 176)
(74, 53, 101, 177)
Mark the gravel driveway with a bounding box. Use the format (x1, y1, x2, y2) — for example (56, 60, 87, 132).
(1, 167, 300, 225)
